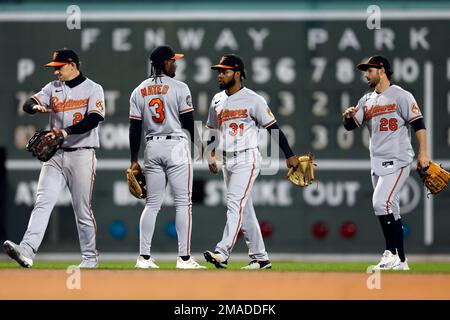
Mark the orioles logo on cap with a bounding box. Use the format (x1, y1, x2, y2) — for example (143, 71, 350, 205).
(52, 51, 58, 61)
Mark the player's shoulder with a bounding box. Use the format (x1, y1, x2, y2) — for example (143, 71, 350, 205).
(242, 87, 268, 105)
(84, 77, 104, 91)
(389, 84, 415, 99)
(162, 76, 190, 90)
(358, 91, 375, 104)
(212, 90, 227, 102)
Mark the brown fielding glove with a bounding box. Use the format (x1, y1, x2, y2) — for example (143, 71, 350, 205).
(26, 129, 64, 162)
(126, 165, 147, 199)
(416, 161, 450, 195)
(287, 153, 316, 187)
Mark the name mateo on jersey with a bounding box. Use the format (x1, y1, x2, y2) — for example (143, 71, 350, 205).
(140, 84, 170, 97)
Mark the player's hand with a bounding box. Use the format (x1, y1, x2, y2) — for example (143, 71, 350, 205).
(130, 160, 141, 171)
(45, 128, 68, 139)
(208, 154, 219, 175)
(286, 155, 299, 170)
(32, 105, 49, 113)
(417, 152, 431, 169)
(342, 106, 359, 119)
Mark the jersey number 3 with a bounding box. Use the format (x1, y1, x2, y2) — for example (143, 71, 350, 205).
(149, 98, 165, 123)
(379, 118, 398, 131)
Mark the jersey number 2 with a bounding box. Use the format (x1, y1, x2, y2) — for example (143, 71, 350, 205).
(149, 98, 165, 123)
(379, 118, 398, 131)
(73, 112, 83, 125)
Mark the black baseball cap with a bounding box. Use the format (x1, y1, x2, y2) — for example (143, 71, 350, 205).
(356, 55, 393, 75)
(45, 49, 79, 67)
(211, 54, 245, 72)
(150, 46, 184, 65)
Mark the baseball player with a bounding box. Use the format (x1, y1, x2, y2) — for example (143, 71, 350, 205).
(343, 56, 430, 271)
(129, 45, 205, 269)
(203, 54, 299, 269)
(3, 49, 105, 268)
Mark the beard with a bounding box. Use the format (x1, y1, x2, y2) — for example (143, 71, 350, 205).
(368, 77, 380, 88)
(219, 77, 236, 90)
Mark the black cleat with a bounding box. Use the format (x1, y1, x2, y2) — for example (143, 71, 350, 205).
(203, 250, 228, 269)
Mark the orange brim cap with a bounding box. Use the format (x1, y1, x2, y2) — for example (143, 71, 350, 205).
(45, 61, 67, 67)
(172, 53, 184, 60)
(211, 64, 234, 70)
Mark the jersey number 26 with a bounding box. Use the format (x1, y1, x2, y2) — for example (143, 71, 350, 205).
(379, 117, 398, 131)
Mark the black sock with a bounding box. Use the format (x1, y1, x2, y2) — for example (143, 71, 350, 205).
(180, 255, 190, 261)
(394, 219, 406, 262)
(141, 255, 151, 260)
(377, 215, 396, 255)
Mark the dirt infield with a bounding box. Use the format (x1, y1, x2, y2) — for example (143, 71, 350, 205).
(1, 270, 450, 299)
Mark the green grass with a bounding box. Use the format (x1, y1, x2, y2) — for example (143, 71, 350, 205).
(1, 260, 450, 273)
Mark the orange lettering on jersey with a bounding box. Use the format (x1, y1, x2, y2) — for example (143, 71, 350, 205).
(217, 109, 248, 126)
(140, 85, 170, 97)
(51, 97, 89, 113)
(364, 103, 397, 121)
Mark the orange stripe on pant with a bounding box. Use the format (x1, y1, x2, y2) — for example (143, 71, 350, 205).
(88, 150, 97, 235)
(229, 151, 256, 251)
(184, 143, 192, 256)
(386, 167, 404, 215)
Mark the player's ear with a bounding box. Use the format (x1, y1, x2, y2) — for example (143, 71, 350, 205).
(164, 59, 170, 73)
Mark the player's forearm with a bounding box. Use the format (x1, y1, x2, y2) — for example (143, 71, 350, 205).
(343, 117, 358, 131)
(266, 122, 294, 159)
(129, 118, 142, 162)
(179, 111, 196, 144)
(65, 113, 103, 135)
(415, 129, 428, 155)
(22, 98, 38, 114)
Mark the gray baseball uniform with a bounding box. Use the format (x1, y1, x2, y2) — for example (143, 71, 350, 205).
(21, 77, 105, 262)
(352, 84, 423, 219)
(206, 87, 276, 261)
(129, 75, 194, 257)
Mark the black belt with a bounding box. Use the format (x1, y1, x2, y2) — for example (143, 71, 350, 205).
(147, 136, 182, 141)
(62, 147, 94, 152)
(222, 148, 252, 158)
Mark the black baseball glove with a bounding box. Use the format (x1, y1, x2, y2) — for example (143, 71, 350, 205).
(26, 129, 65, 162)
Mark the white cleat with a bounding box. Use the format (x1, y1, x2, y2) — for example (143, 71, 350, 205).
(241, 260, 272, 270)
(392, 259, 410, 271)
(135, 256, 159, 269)
(373, 250, 400, 270)
(77, 260, 98, 269)
(176, 257, 207, 269)
(3, 240, 33, 268)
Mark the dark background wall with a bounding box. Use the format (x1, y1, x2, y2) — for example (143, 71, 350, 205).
(1, 3, 449, 254)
